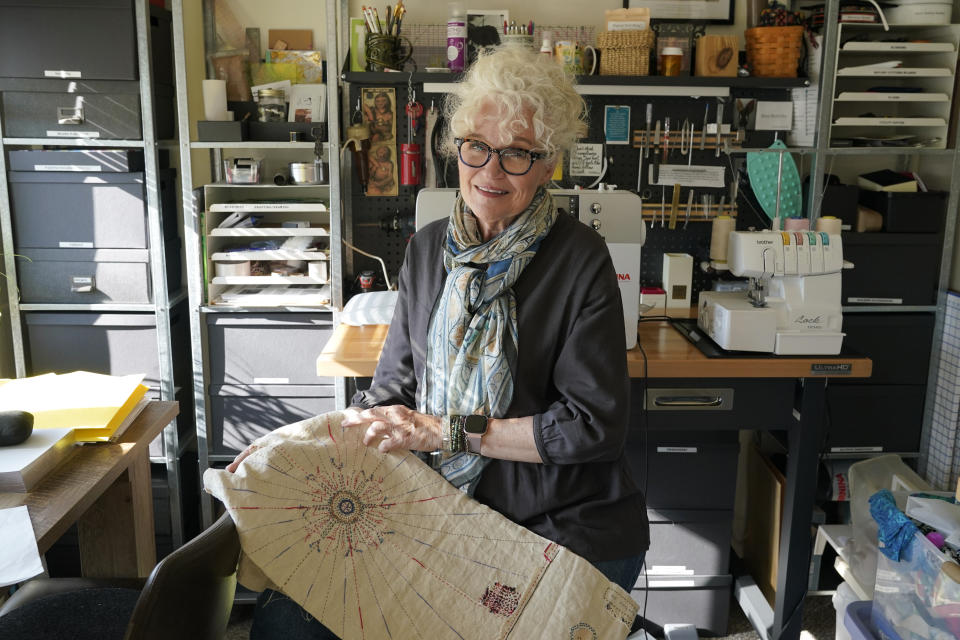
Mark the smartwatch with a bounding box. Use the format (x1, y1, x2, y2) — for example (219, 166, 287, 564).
(462, 414, 488, 454)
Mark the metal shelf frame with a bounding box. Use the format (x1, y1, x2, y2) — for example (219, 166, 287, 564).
(172, 0, 344, 527)
(0, 0, 188, 548)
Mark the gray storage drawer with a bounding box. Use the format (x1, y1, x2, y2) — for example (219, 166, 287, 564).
(17, 248, 150, 303)
(826, 384, 925, 453)
(645, 509, 733, 576)
(635, 379, 794, 431)
(206, 313, 335, 386)
(10, 172, 159, 249)
(625, 430, 739, 510)
(25, 308, 189, 390)
(0, 0, 136, 80)
(1, 90, 141, 140)
(209, 384, 337, 455)
(631, 575, 731, 636)
(7, 149, 166, 172)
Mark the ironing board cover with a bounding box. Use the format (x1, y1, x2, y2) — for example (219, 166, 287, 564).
(203, 411, 638, 640)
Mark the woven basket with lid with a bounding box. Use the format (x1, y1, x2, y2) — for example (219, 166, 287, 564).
(745, 26, 804, 78)
(596, 29, 654, 76)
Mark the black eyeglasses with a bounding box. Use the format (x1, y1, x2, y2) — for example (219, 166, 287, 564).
(454, 137, 546, 176)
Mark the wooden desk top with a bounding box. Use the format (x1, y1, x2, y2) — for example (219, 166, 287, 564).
(317, 322, 872, 380)
(0, 401, 178, 554)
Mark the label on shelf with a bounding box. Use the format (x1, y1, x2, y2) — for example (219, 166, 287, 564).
(833, 117, 946, 126)
(59, 241, 94, 249)
(253, 377, 290, 384)
(835, 92, 949, 102)
(656, 447, 698, 453)
(847, 297, 903, 304)
(830, 446, 884, 453)
(209, 202, 328, 212)
(44, 70, 81, 78)
(837, 67, 951, 76)
(46, 131, 100, 138)
(841, 42, 954, 53)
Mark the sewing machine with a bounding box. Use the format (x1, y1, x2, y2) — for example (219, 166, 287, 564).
(415, 188, 646, 349)
(697, 230, 846, 355)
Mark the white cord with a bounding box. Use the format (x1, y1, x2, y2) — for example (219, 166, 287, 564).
(342, 239, 394, 291)
(863, 0, 890, 31)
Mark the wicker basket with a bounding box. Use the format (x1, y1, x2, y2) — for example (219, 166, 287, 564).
(596, 30, 654, 76)
(745, 26, 805, 78)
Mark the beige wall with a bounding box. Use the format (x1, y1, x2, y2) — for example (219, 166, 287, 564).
(213, 0, 747, 56)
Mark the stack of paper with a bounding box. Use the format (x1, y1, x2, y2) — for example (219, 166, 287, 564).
(0, 372, 149, 442)
(0, 428, 75, 492)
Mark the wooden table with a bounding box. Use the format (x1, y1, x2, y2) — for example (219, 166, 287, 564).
(0, 401, 178, 579)
(316, 322, 871, 640)
(317, 320, 873, 380)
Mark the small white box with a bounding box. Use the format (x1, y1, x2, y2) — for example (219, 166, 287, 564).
(640, 287, 666, 316)
(662, 253, 693, 309)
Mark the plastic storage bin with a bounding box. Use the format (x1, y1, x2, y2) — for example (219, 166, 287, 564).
(845, 601, 880, 640)
(871, 522, 960, 639)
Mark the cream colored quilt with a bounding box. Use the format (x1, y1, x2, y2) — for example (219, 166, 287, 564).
(203, 411, 637, 640)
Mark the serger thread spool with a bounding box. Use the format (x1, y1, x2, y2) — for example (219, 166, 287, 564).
(202, 79, 228, 121)
(784, 217, 810, 231)
(710, 215, 736, 264)
(815, 216, 842, 236)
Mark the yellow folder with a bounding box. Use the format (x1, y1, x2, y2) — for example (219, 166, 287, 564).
(0, 372, 149, 441)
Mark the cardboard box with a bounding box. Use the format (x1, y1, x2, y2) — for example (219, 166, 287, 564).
(268, 29, 312, 50)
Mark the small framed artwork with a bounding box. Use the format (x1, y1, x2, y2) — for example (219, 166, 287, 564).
(288, 84, 326, 123)
(467, 9, 509, 32)
(622, 0, 734, 24)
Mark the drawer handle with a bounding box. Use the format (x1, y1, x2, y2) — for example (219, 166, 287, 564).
(58, 106, 85, 125)
(70, 276, 95, 293)
(653, 395, 723, 407)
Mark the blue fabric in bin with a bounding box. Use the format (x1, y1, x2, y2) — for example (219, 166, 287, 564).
(871, 489, 919, 561)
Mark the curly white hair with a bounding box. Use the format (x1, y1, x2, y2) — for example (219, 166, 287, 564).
(442, 45, 588, 161)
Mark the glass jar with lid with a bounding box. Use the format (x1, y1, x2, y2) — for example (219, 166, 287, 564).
(258, 89, 287, 122)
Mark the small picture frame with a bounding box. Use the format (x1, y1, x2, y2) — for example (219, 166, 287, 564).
(467, 9, 509, 32)
(288, 84, 326, 123)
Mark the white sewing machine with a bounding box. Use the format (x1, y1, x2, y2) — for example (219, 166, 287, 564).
(415, 188, 646, 349)
(697, 230, 846, 355)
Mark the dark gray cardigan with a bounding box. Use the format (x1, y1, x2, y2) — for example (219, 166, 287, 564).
(352, 212, 649, 561)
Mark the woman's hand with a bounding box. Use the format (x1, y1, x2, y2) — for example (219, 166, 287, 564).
(226, 443, 258, 473)
(342, 405, 441, 453)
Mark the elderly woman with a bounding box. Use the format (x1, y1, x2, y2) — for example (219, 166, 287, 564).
(238, 45, 649, 639)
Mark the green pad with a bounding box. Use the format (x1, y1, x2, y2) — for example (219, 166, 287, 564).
(746, 139, 801, 221)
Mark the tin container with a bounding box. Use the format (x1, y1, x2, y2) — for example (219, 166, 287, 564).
(288, 161, 326, 184)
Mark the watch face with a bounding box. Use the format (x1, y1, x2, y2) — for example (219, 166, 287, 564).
(463, 414, 488, 435)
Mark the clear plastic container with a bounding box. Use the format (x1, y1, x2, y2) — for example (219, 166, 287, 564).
(872, 524, 960, 640)
(223, 158, 261, 184)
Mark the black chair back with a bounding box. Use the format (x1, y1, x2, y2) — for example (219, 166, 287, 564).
(124, 512, 240, 640)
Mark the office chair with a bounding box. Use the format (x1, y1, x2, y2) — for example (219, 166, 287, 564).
(0, 511, 240, 640)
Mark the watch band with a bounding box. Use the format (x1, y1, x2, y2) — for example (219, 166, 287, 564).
(466, 430, 482, 455)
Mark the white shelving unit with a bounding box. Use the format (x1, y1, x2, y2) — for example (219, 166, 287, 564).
(171, 0, 344, 527)
(828, 23, 960, 148)
(202, 184, 332, 308)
